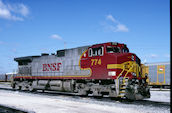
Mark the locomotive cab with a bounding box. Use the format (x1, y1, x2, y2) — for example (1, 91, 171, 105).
(106, 43, 129, 54)
(104, 42, 142, 78)
(85, 42, 144, 79)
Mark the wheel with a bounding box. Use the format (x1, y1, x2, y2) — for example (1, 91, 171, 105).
(28, 84, 35, 92)
(14, 84, 21, 90)
(11, 83, 15, 89)
(21, 85, 27, 91)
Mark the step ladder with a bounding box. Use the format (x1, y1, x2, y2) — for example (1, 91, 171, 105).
(115, 61, 135, 98)
(118, 77, 129, 97)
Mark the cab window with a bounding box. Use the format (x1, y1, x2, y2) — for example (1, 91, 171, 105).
(106, 46, 120, 53)
(89, 46, 104, 57)
(88, 48, 92, 57)
(122, 47, 129, 53)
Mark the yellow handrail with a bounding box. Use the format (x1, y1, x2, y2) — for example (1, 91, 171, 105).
(122, 62, 134, 83)
(115, 61, 138, 96)
(116, 64, 125, 90)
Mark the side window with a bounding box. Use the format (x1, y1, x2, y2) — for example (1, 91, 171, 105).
(98, 47, 104, 56)
(93, 48, 98, 56)
(88, 48, 92, 57)
(89, 47, 104, 57)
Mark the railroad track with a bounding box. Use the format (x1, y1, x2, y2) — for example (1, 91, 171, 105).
(0, 86, 170, 108)
(0, 104, 28, 113)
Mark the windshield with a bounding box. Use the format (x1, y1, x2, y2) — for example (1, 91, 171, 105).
(106, 46, 120, 53)
(122, 47, 129, 53)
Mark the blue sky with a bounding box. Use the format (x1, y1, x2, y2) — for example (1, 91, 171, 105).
(0, 0, 170, 73)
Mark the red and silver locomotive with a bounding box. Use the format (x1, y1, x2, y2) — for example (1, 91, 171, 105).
(12, 42, 150, 100)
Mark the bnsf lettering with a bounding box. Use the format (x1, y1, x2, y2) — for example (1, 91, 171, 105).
(42, 63, 61, 71)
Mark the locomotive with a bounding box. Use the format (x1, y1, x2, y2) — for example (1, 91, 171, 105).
(12, 42, 150, 100)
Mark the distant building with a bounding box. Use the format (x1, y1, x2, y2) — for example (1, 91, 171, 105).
(145, 62, 170, 88)
(0, 72, 17, 82)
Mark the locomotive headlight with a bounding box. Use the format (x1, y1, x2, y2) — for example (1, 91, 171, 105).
(132, 72, 136, 77)
(108, 71, 116, 76)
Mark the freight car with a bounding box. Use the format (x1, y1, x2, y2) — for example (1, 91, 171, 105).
(145, 62, 170, 89)
(12, 42, 150, 100)
(0, 74, 6, 82)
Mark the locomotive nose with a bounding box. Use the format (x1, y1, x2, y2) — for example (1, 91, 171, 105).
(129, 53, 141, 66)
(134, 54, 141, 66)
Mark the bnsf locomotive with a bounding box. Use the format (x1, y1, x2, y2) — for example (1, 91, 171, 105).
(12, 42, 150, 100)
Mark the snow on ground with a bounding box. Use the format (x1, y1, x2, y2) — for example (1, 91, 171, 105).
(0, 89, 170, 113)
(0, 83, 170, 113)
(0, 82, 12, 89)
(145, 90, 170, 103)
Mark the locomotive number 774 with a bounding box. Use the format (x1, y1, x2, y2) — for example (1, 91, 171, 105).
(12, 42, 150, 100)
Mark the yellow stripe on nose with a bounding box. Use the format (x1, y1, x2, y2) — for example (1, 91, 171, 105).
(107, 64, 123, 69)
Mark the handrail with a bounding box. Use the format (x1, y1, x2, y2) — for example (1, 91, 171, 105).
(122, 62, 135, 83)
(116, 61, 136, 96)
(116, 64, 125, 93)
